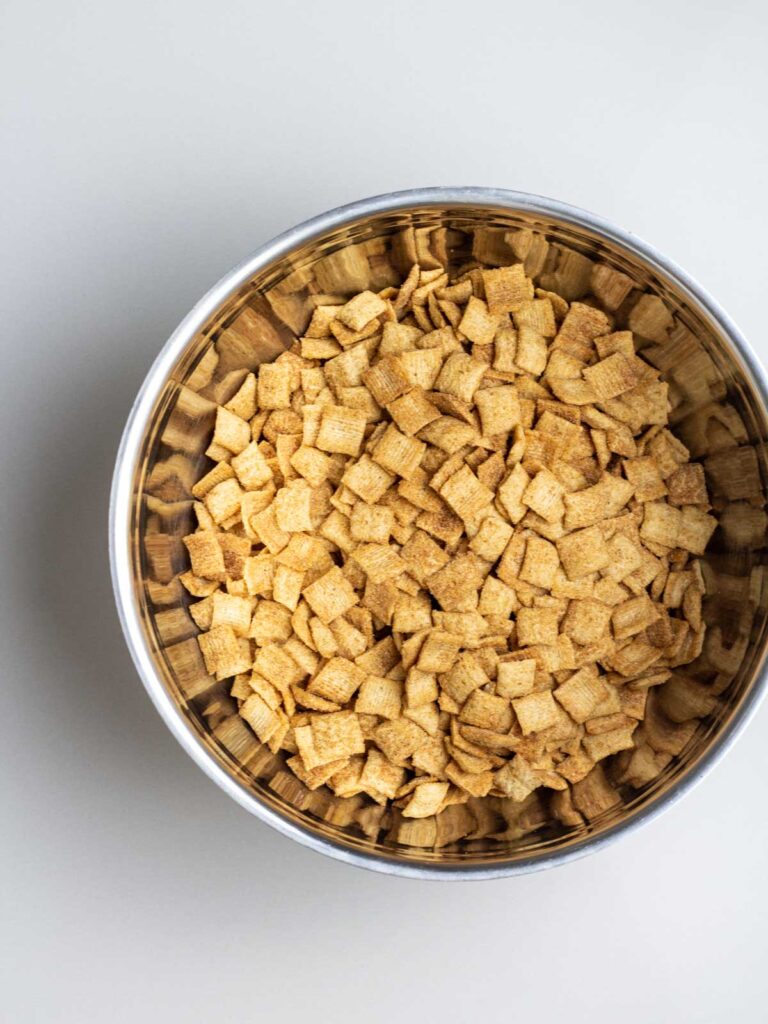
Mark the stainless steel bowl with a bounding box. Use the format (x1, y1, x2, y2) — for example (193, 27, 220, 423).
(110, 187, 768, 878)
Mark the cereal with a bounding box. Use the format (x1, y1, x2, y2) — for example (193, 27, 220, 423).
(182, 257, 716, 826)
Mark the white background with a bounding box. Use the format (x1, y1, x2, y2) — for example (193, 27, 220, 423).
(2, 2, 768, 1021)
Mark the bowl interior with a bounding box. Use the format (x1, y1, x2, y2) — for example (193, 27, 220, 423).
(125, 197, 768, 871)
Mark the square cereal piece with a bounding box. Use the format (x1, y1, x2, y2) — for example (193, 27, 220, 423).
(191, 461, 234, 500)
(515, 327, 548, 375)
(523, 468, 565, 523)
(289, 445, 332, 488)
(213, 406, 250, 454)
(183, 532, 226, 580)
(338, 386, 381, 424)
(582, 353, 642, 401)
(493, 324, 519, 373)
(513, 690, 559, 735)
(623, 456, 668, 502)
(445, 762, 493, 798)
(308, 616, 339, 659)
(427, 555, 485, 613)
(475, 385, 522, 435)
(595, 331, 635, 359)
(417, 631, 462, 673)
(287, 754, 348, 790)
(397, 347, 445, 391)
(418, 416, 478, 455)
(374, 718, 429, 766)
(224, 372, 257, 420)
(355, 635, 400, 676)
(350, 502, 394, 544)
(379, 320, 423, 355)
(386, 388, 440, 436)
(352, 542, 406, 583)
(481, 264, 534, 314)
(477, 451, 506, 492)
(355, 676, 403, 720)
(276, 533, 334, 573)
(601, 536, 643, 585)
(406, 668, 439, 709)
(179, 572, 218, 599)
(189, 595, 215, 631)
(416, 506, 464, 547)
(249, 600, 292, 645)
(496, 658, 537, 699)
(308, 656, 366, 703)
(519, 535, 560, 589)
(231, 441, 273, 490)
(342, 454, 395, 504)
(553, 303, 611, 360)
(272, 564, 304, 611)
(434, 352, 487, 403)
(458, 296, 498, 345)
(460, 690, 513, 732)
(513, 298, 557, 337)
(677, 506, 717, 555)
(198, 625, 252, 680)
(439, 464, 494, 524)
(583, 726, 636, 762)
(274, 480, 314, 533)
(257, 363, 293, 410)
(640, 502, 682, 548)
(440, 652, 489, 705)
(211, 591, 252, 636)
(563, 474, 635, 530)
(254, 644, 305, 687)
(561, 598, 613, 645)
(556, 525, 611, 579)
(516, 606, 560, 646)
(648, 428, 690, 478)
(243, 553, 275, 596)
(336, 290, 387, 331)
(303, 566, 359, 623)
(301, 336, 342, 359)
(553, 665, 608, 723)
(556, 748, 595, 784)
(371, 424, 426, 480)
(362, 355, 412, 406)
(607, 638, 662, 677)
(497, 463, 531, 524)
(311, 711, 366, 765)
(392, 592, 432, 633)
(305, 304, 343, 338)
(315, 405, 367, 457)
(470, 515, 514, 563)
(401, 781, 450, 819)
(612, 594, 661, 640)
(400, 529, 450, 582)
(330, 316, 381, 348)
(478, 575, 517, 617)
(242, 693, 284, 745)
(204, 478, 244, 525)
(667, 463, 708, 506)
(359, 749, 406, 800)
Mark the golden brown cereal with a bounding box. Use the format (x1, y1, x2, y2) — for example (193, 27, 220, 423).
(183, 255, 716, 826)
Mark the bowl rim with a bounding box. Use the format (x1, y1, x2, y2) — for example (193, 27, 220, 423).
(110, 186, 768, 879)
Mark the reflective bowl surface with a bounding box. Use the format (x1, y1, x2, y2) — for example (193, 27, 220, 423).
(110, 188, 768, 878)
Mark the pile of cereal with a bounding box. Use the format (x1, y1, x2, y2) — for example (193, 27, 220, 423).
(181, 258, 717, 823)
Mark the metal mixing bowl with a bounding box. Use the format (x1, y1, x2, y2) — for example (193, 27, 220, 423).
(110, 187, 768, 878)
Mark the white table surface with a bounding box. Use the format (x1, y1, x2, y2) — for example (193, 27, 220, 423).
(3, 2, 768, 1021)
